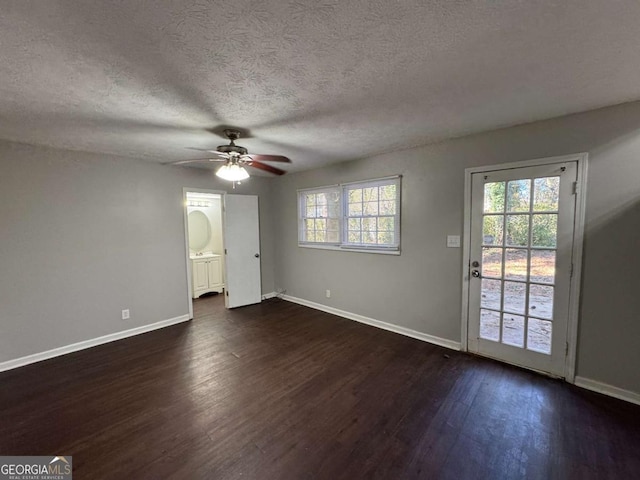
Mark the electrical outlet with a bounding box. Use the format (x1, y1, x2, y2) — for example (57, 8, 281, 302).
(121, 309, 130, 320)
(325, 290, 331, 298)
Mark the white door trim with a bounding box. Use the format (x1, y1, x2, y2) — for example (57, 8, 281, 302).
(460, 153, 588, 382)
(182, 187, 227, 319)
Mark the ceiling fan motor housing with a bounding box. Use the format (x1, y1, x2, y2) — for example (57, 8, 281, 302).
(218, 129, 248, 155)
(217, 144, 248, 155)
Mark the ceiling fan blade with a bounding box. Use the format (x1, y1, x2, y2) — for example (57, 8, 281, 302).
(246, 160, 287, 175)
(247, 154, 291, 163)
(185, 147, 224, 154)
(168, 157, 228, 165)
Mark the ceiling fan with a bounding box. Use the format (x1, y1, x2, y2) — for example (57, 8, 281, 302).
(170, 129, 291, 183)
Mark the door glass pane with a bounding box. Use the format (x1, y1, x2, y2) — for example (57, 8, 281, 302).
(503, 281, 526, 314)
(502, 314, 525, 347)
(532, 214, 557, 248)
(530, 250, 555, 284)
(484, 182, 505, 213)
(506, 215, 529, 246)
(483, 215, 504, 245)
(533, 177, 559, 211)
(527, 318, 552, 354)
(482, 248, 503, 278)
(480, 309, 500, 341)
(529, 284, 554, 319)
(506, 179, 531, 212)
(481, 279, 501, 310)
(504, 249, 528, 281)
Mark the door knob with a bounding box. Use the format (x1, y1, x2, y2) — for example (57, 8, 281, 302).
(255, 253, 260, 258)
(471, 269, 481, 278)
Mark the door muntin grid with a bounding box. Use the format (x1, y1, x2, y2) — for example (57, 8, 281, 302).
(479, 176, 559, 354)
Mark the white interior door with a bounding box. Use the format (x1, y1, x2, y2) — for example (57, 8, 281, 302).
(467, 161, 578, 376)
(223, 194, 262, 309)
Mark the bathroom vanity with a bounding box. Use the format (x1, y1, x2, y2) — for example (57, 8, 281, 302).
(191, 254, 224, 298)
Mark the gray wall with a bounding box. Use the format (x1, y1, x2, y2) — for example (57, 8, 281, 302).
(273, 101, 640, 394)
(0, 141, 275, 363)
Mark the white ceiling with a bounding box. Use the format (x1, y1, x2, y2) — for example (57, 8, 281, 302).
(2, 1, 640, 174)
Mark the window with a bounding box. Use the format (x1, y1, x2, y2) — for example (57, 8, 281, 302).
(298, 186, 341, 244)
(298, 176, 401, 253)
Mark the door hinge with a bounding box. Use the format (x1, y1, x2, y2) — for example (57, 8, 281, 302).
(572, 181, 579, 195)
(225, 249, 227, 255)
(226, 290, 229, 296)
(565, 342, 569, 357)
(570, 263, 574, 278)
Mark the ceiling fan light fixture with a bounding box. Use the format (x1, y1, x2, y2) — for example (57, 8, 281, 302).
(215, 163, 250, 181)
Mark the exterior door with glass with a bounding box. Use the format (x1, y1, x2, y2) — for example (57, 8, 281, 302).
(467, 161, 578, 376)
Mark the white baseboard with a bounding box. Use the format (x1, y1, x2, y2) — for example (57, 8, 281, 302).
(0, 314, 191, 373)
(574, 376, 640, 406)
(261, 291, 278, 300)
(282, 295, 460, 351)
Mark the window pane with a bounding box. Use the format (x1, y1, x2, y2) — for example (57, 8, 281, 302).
(379, 184, 396, 199)
(502, 314, 525, 347)
(315, 219, 326, 231)
(363, 201, 379, 216)
(529, 284, 554, 319)
(348, 202, 362, 216)
(482, 248, 503, 278)
(306, 206, 316, 218)
(380, 200, 396, 215)
(362, 231, 377, 244)
(305, 230, 315, 242)
(506, 215, 529, 246)
(530, 250, 555, 284)
(362, 218, 376, 231)
(481, 279, 501, 310)
(532, 214, 557, 248)
(348, 218, 361, 230)
(348, 231, 361, 243)
(363, 187, 378, 202)
(305, 195, 314, 207)
(507, 179, 531, 212)
(349, 189, 362, 203)
(304, 219, 314, 230)
(533, 177, 559, 211)
(505, 248, 528, 281)
(484, 182, 505, 213)
(377, 231, 393, 244)
(527, 318, 552, 354)
(327, 231, 339, 243)
(503, 281, 526, 314)
(378, 217, 394, 231)
(483, 215, 504, 246)
(480, 309, 500, 341)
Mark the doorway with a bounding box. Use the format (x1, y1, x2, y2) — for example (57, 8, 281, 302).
(183, 188, 263, 318)
(462, 154, 587, 379)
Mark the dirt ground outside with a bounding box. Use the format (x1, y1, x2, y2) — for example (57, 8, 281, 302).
(479, 249, 555, 353)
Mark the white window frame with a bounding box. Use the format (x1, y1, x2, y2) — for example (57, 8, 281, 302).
(298, 175, 401, 255)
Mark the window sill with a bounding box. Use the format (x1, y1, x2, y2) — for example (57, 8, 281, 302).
(298, 244, 401, 255)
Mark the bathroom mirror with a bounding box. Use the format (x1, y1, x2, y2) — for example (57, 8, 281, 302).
(188, 210, 211, 251)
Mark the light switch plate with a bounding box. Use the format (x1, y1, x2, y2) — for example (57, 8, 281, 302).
(447, 235, 461, 248)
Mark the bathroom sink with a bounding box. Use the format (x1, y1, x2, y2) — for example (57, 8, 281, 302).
(190, 253, 219, 260)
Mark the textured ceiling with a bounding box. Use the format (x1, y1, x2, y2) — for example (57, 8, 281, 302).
(2, 1, 640, 174)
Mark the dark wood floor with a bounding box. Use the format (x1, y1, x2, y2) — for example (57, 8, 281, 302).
(1, 295, 639, 479)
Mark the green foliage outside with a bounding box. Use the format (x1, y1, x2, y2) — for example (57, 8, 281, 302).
(483, 178, 559, 248)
